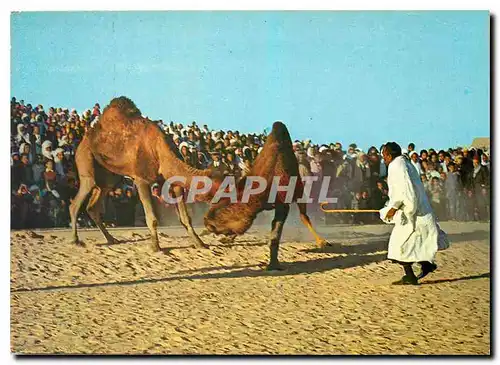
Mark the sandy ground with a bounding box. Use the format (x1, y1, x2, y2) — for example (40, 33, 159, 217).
(10, 217, 490, 355)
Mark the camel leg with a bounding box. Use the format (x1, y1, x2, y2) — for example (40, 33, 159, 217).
(86, 186, 119, 244)
(172, 185, 208, 249)
(267, 204, 290, 271)
(297, 202, 328, 248)
(69, 177, 95, 245)
(135, 180, 161, 252)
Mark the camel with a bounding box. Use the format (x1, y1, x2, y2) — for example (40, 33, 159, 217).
(70, 96, 218, 251)
(204, 121, 328, 270)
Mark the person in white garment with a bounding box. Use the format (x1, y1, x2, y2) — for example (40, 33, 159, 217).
(380, 142, 448, 285)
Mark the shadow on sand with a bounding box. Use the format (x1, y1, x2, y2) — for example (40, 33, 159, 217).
(420, 272, 490, 285)
(11, 252, 387, 294)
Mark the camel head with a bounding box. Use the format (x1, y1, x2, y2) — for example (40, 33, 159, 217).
(204, 199, 256, 237)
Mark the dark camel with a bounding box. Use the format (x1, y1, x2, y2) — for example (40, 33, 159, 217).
(204, 121, 328, 270)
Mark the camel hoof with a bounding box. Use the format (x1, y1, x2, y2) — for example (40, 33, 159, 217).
(106, 238, 120, 245)
(195, 242, 210, 249)
(70, 239, 86, 247)
(266, 263, 284, 271)
(316, 239, 329, 248)
(150, 242, 162, 253)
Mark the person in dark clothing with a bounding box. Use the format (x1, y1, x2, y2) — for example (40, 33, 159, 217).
(112, 187, 129, 226)
(208, 151, 229, 176)
(19, 154, 34, 186)
(471, 154, 490, 221)
(123, 188, 137, 226)
(358, 190, 371, 224)
(224, 150, 242, 180)
(367, 147, 381, 191)
(104, 190, 117, 227)
(11, 152, 23, 191)
(11, 184, 33, 229)
(370, 180, 389, 211)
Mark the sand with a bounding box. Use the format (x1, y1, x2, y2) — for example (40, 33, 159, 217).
(10, 219, 490, 355)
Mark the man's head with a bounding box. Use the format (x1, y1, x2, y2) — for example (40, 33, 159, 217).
(408, 143, 415, 152)
(444, 153, 451, 165)
(448, 162, 456, 172)
(20, 154, 30, 165)
(420, 149, 428, 161)
(361, 190, 369, 199)
(410, 151, 419, 163)
(420, 174, 428, 183)
(431, 176, 440, 185)
(211, 152, 220, 162)
(381, 142, 402, 166)
(473, 154, 480, 167)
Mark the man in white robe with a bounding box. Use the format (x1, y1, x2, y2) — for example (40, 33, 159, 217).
(380, 142, 448, 285)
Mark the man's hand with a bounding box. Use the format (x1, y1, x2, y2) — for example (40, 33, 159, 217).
(385, 207, 398, 220)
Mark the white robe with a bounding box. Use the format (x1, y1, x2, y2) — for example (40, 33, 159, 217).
(381, 156, 448, 263)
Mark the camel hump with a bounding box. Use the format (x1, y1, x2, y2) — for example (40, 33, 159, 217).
(107, 96, 142, 119)
(270, 121, 292, 144)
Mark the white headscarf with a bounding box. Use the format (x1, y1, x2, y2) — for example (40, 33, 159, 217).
(16, 124, 30, 144)
(19, 142, 30, 155)
(58, 135, 68, 147)
(42, 140, 53, 160)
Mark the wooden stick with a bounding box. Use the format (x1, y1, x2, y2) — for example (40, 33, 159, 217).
(320, 202, 379, 213)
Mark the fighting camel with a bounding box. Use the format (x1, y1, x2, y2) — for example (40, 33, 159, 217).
(70, 97, 217, 251)
(204, 121, 328, 270)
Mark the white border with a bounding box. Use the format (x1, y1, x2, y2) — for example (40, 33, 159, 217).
(3, 1, 496, 364)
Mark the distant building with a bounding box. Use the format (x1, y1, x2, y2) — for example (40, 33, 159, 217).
(471, 137, 490, 150)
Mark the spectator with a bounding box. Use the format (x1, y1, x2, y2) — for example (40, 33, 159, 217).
(428, 176, 446, 220)
(351, 152, 371, 194)
(445, 162, 460, 221)
(409, 151, 423, 175)
(471, 154, 490, 221)
(358, 190, 371, 224)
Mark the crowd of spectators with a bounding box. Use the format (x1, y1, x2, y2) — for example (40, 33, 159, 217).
(10, 97, 490, 230)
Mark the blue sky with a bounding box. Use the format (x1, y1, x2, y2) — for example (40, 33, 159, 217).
(11, 11, 489, 151)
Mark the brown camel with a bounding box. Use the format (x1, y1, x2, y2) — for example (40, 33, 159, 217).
(70, 96, 217, 251)
(204, 121, 328, 270)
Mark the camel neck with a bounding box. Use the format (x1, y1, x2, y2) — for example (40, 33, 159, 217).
(156, 140, 213, 194)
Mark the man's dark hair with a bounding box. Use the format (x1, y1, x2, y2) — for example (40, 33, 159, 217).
(420, 149, 428, 155)
(408, 143, 415, 149)
(383, 142, 402, 159)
